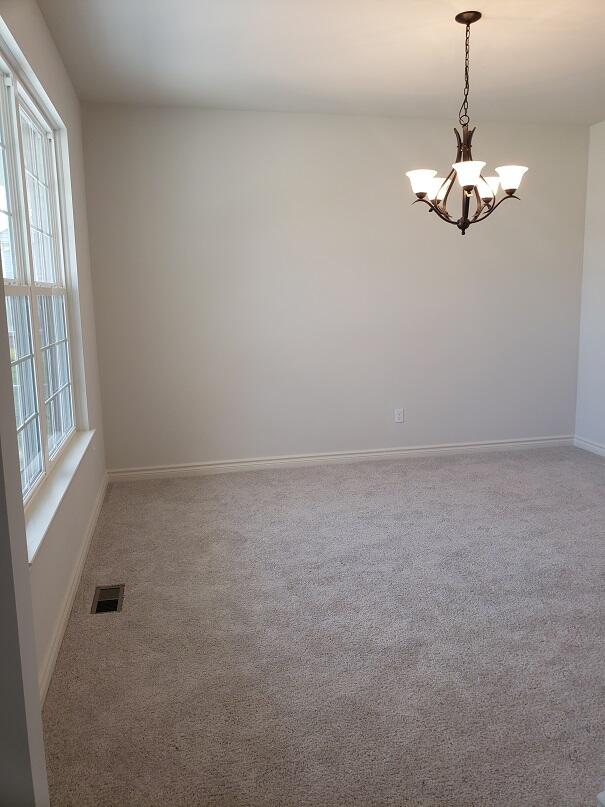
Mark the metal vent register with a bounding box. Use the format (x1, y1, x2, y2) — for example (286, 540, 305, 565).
(91, 584, 124, 614)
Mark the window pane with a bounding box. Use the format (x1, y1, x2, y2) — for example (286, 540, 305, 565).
(0, 149, 16, 280)
(37, 294, 66, 347)
(46, 384, 73, 457)
(12, 357, 37, 429)
(22, 113, 48, 182)
(5, 295, 32, 362)
(41, 341, 69, 400)
(0, 152, 10, 211)
(0, 211, 14, 280)
(20, 108, 59, 284)
(38, 295, 71, 412)
(6, 295, 42, 495)
(17, 416, 43, 496)
(37, 293, 74, 454)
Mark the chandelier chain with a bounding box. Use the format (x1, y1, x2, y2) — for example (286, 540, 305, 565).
(458, 23, 471, 127)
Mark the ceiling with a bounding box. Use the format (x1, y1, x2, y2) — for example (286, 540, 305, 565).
(37, 0, 605, 123)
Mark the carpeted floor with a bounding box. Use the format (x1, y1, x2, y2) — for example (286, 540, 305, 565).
(43, 447, 605, 806)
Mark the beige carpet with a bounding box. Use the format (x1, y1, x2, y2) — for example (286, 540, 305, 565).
(43, 447, 605, 806)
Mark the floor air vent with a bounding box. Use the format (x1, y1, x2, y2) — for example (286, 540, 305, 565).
(91, 584, 124, 614)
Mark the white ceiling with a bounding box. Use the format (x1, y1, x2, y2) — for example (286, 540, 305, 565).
(37, 0, 605, 123)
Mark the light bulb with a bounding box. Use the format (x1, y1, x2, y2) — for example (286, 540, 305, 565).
(427, 177, 447, 201)
(452, 160, 486, 190)
(406, 169, 437, 198)
(495, 165, 528, 194)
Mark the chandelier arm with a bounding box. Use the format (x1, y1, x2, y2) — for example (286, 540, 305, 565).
(471, 199, 490, 221)
(441, 167, 457, 215)
(437, 172, 454, 200)
(412, 198, 458, 225)
(454, 128, 462, 160)
(471, 172, 497, 220)
(471, 178, 494, 220)
(472, 185, 483, 218)
(471, 194, 519, 224)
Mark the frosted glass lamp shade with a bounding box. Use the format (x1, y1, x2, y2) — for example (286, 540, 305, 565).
(427, 177, 447, 201)
(484, 176, 500, 196)
(476, 178, 494, 200)
(495, 165, 528, 193)
(477, 176, 500, 200)
(452, 160, 486, 189)
(437, 179, 451, 202)
(406, 169, 437, 198)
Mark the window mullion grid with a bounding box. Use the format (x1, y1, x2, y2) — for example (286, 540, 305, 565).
(47, 289, 75, 462)
(1, 73, 46, 499)
(44, 128, 76, 446)
(12, 94, 51, 478)
(15, 99, 37, 287)
(3, 79, 32, 287)
(17, 410, 38, 432)
(0, 140, 17, 282)
(28, 108, 75, 453)
(10, 348, 34, 367)
(2, 75, 79, 501)
(45, 130, 66, 287)
(45, 379, 70, 403)
(41, 334, 67, 351)
(10, 345, 38, 452)
(28, 288, 49, 474)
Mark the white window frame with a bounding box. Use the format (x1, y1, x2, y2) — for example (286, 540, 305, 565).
(1, 53, 78, 506)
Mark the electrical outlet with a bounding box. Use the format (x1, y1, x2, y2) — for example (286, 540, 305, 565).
(394, 408, 404, 423)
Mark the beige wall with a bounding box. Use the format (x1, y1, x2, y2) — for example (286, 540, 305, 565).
(576, 120, 605, 452)
(84, 104, 587, 471)
(0, 0, 106, 689)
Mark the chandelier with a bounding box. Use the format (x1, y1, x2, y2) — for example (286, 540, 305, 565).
(405, 11, 527, 235)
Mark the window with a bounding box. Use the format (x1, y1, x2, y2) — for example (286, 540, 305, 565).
(2, 72, 75, 501)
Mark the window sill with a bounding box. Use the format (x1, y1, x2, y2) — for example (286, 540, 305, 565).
(25, 429, 96, 563)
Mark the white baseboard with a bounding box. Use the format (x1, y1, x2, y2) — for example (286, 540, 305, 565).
(574, 436, 605, 458)
(39, 473, 108, 702)
(107, 435, 574, 482)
